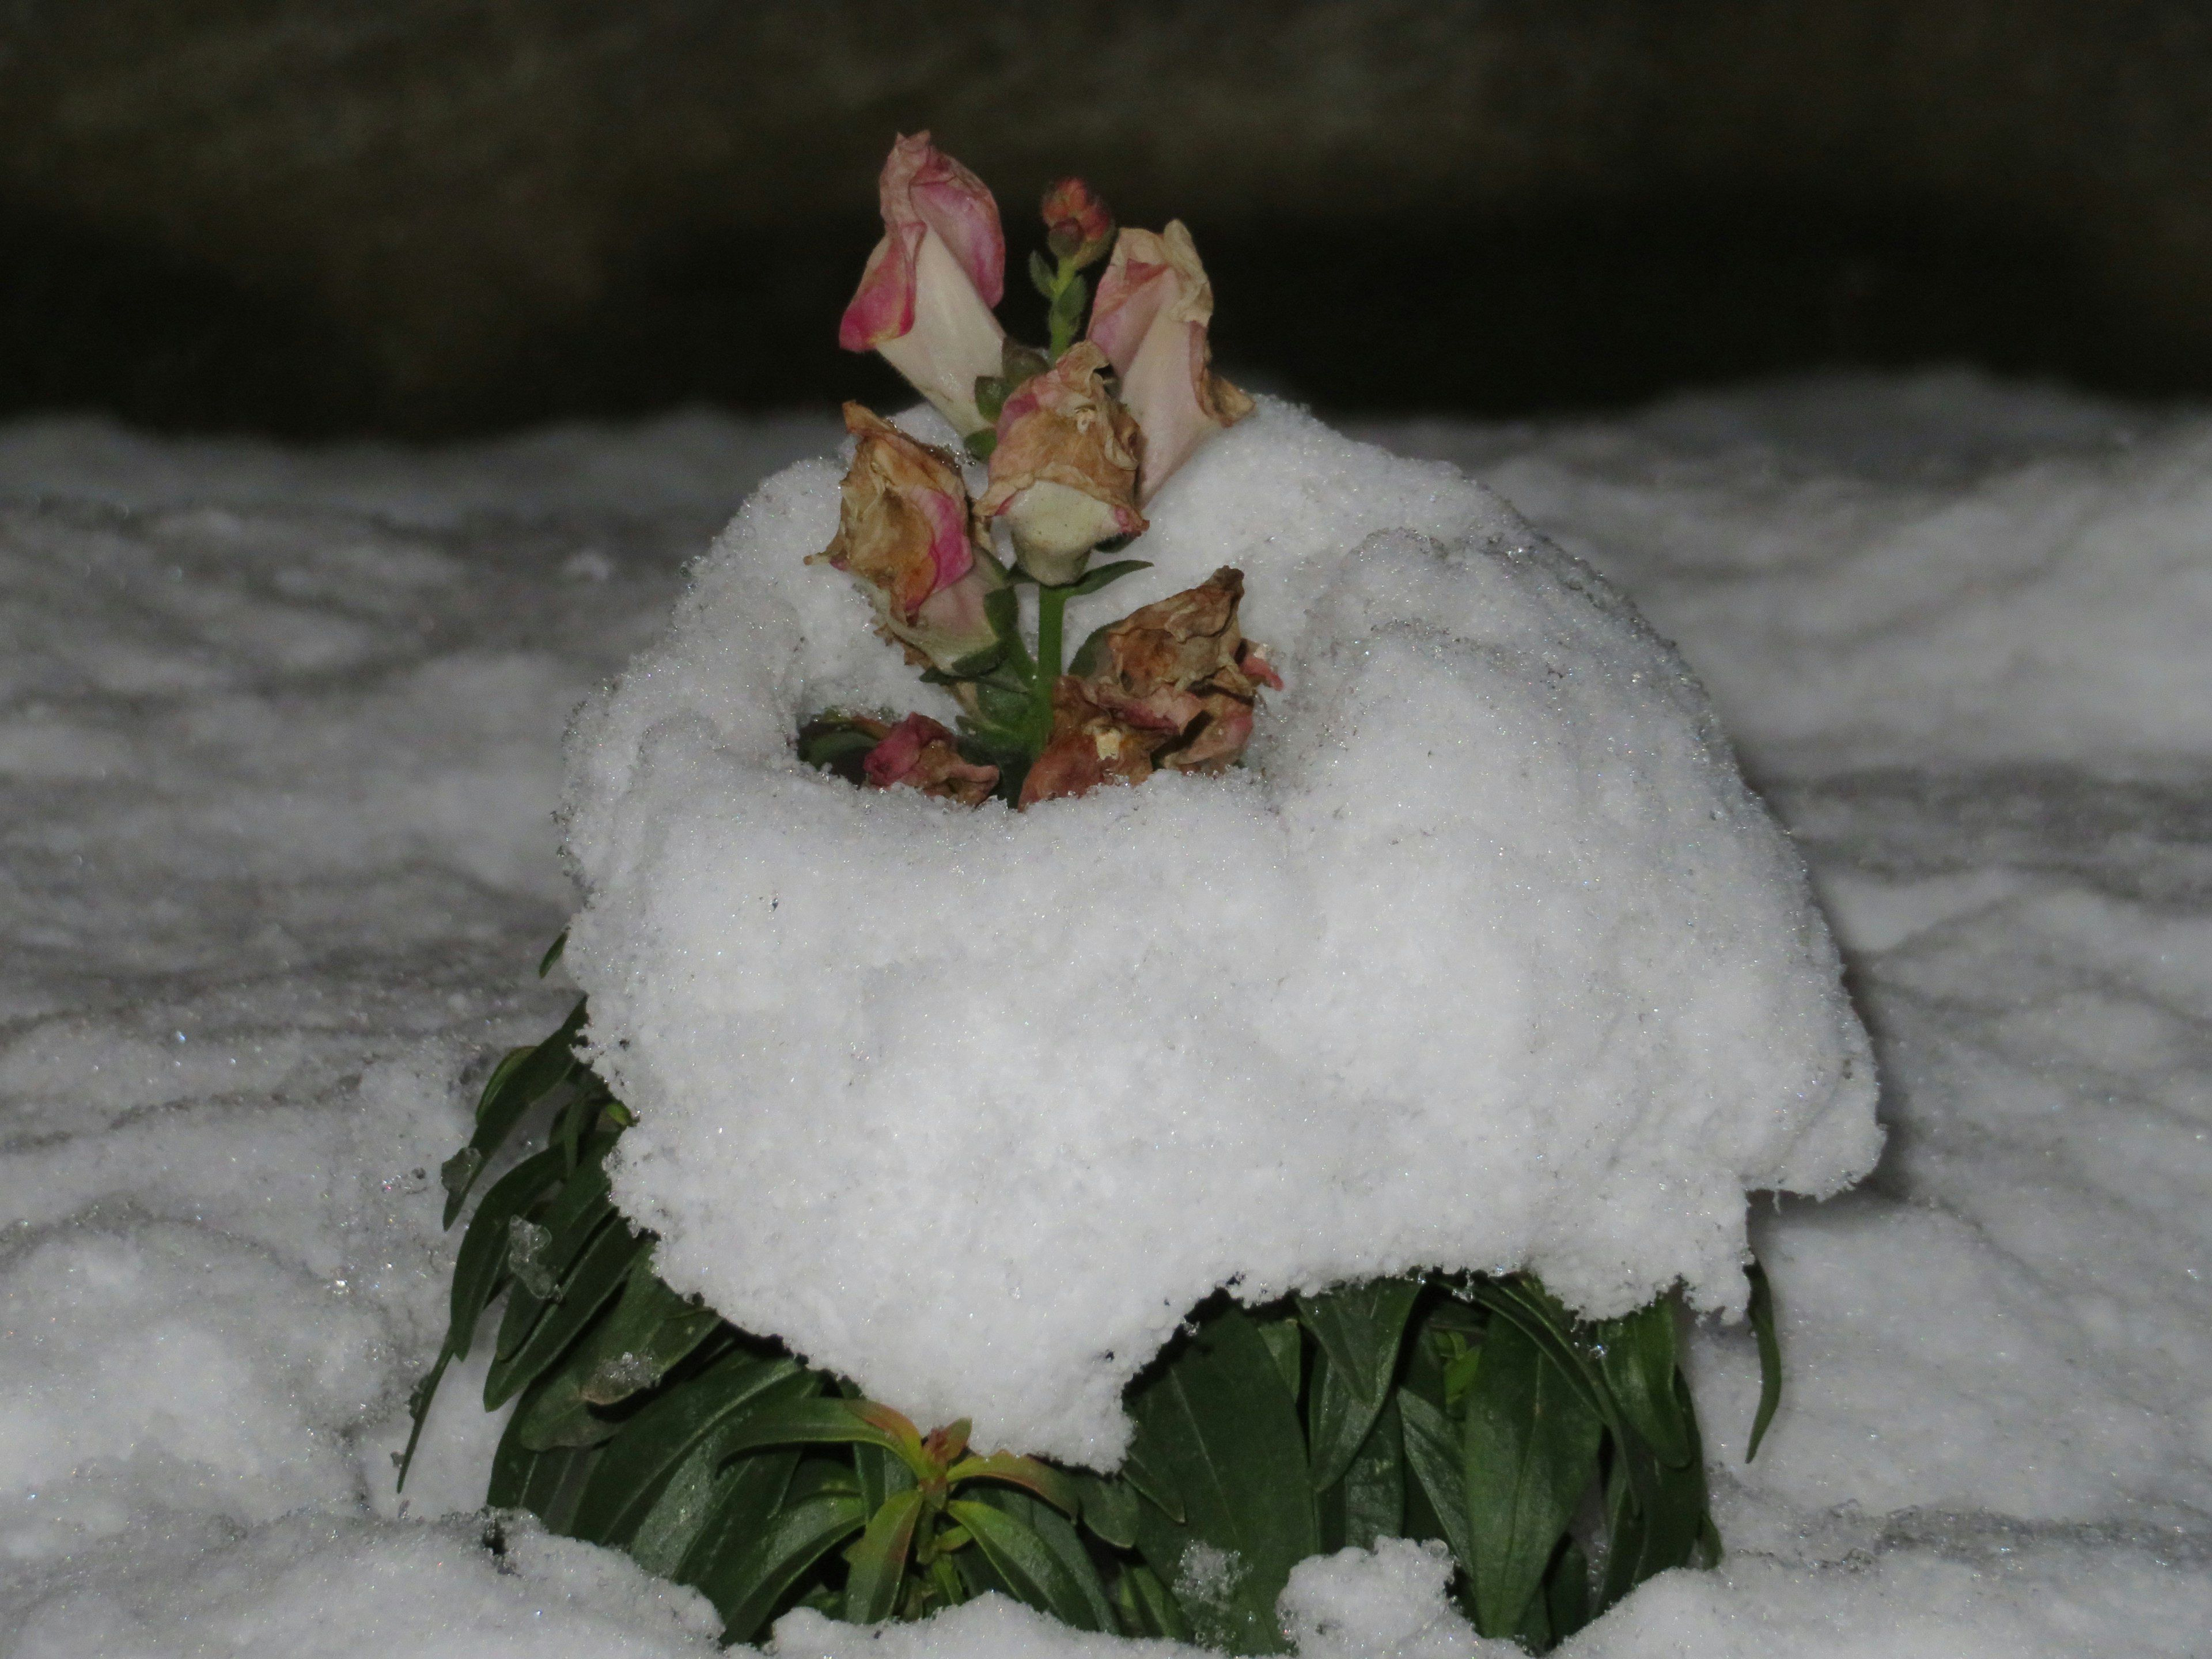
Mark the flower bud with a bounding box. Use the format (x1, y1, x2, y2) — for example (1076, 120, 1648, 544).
(1040, 177, 1114, 267)
(839, 133, 1007, 434)
(976, 342, 1146, 586)
(1018, 567, 1280, 807)
(1086, 222, 1254, 503)
(812, 403, 1006, 674)
(862, 713, 999, 806)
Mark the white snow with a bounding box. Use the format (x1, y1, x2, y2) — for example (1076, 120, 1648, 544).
(1, 371, 2207, 1651)
(561, 398, 1879, 1464)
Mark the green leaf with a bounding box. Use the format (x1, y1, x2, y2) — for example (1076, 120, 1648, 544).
(974, 374, 1011, 424)
(963, 429, 998, 462)
(1255, 1316, 1303, 1399)
(944, 1450, 1079, 1517)
(448, 999, 588, 1224)
(1594, 1296, 1692, 1467)
(1073, 1470, 1142, 1550)
(1029, 249, 1057, 298)
(393, 1349, 450, 1493)
(1336, 1395, 1406, 1551)
(1298, 1277, 1420, 1489)
(1062, 558, 1153, 600)
(537, 929, 568, 979)
(640, 1446, 797, 1581)
(1396, 1391, 1471, 1572)
(1745, 1257, 1782, 1463)
(690, 1491, 869, 1643)
(1460, 1315, 1604, 1641)
(1120, 1429, 1185, 1524)
(843, 1487, 923, 1623)
(484, 1215, 650, 1410)
(1546, 1537, 1593, 1642)
(446, 1146, 566, 1361)
(567, 1352, 812, 1548)
(715, 1396, 918, 1467)
(1594, 1370, 1715, 1612)
(1128, 1306, 1319, 1653)
(951, 1494, 1112, 1632)
(573, 1260, 724, 1406)
(1458, 1278, 1612, 1430)
(1114, 1562, 1191, 1642)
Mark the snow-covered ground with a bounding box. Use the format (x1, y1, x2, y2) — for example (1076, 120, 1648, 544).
(3, 373, 2209, 1654)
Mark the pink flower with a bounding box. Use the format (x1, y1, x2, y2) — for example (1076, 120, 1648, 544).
(975, 342, 1145, 586)
(811, 404, 1005, 673)
(861, 713, 999, 806)
(1087, 222, 1254, 503)
(839, 133, 1007, 435)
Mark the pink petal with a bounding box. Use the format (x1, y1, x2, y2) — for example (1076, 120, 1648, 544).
(883, 132, 1005, 309)
(908, 482, 976, 594)
(1087, 253, 1173, 374)
(839, 223, 923, 352)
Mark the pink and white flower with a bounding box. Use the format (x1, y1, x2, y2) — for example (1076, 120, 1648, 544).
(839, 132, 1008, 435)
(976, 342, 1145, 586)
(812, 403, 1004, 673)
(1087, 221, 1253, 502)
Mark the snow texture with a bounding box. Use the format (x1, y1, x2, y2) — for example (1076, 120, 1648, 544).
(2, 373, 2209, 1652)
(560, 399, 1881, 1464)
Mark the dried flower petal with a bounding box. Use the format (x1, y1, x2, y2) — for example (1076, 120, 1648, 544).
(862, 713, 999, 806)
(977, 342, 1146, 585)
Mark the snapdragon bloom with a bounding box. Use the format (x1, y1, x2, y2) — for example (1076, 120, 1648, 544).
(861, 713, 999, 806)
(976, 342, 1145, 586)
(1087, 222, 1253, 502)
(812, 404, 1003, 673)
(839, 133, 1007, 435)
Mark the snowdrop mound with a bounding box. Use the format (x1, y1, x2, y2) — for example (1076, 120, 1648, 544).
(562, 399, 1880, 1463)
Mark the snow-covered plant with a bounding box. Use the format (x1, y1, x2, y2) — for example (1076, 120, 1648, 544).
(404, 132, 1787, 1655)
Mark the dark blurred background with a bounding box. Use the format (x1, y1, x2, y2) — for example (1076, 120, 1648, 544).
(5, 0, 2210, 437)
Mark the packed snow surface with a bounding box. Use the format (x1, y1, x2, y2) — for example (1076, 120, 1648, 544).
(561, 399, 1880, 1463)
(3, 370, 2210, 1652)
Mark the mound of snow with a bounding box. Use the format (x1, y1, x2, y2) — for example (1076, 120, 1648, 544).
(560, 399, 1879, 1464)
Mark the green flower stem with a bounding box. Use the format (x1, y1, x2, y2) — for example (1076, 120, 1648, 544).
(1027, 582, 1071, 755)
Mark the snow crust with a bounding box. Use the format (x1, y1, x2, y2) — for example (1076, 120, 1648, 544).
(3, 374, 2209, 1652)
(560, 400, 1880, 1463)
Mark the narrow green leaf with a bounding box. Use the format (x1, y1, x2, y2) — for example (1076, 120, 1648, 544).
(1459, 1278, 1613, 1431)
(1546, 1538, 1593, 1642)
(568, 1353, 812, 1548)
(715, 1396, 912, 1464)
(1299, 1277, 1420, 1490)
(1127, 1307, 1319, 1654)
(537, 930, 568, 978)
(393, 1348, 450, 1492)
(1337, 1396, 1406, 1551)
(490, 1134, 620, 1365)
(842, 1487, 923, 1623)
(690, 1492, 869, 1643)
(1255, 1316, 1303, 1399)
(1594, 1296, 1692, 1468)
(1120, 1430, 1184, 1524)
(1049, 273, 1088, 333)
(1074, 1471, 1142, 1550)
(1595, 1371, 1715, 1612)
(1029, 248, 1057, 299)
(945, 1450, 1078, 1517)
(951, 1495, 1111, 1632)
(1115, 1562, 1191, 1642)
(1745, 1257, 1783, 1462)
(1062, 557, 1153, 600)
(449, 999, 587, 1223)
(638, 1446, 796, 1581)
(573, 1261, 723, 1405)
(445, 1146, 565, 1362)
(975, 1486, 1116, 1627)
(1460, 1316, 1604, 1641)
(1396, 1391, 1471, 1572)
(484, 1217, 650, 1410)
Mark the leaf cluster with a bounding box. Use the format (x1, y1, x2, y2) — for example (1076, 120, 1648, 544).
(407, 990, 1781, 1654)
